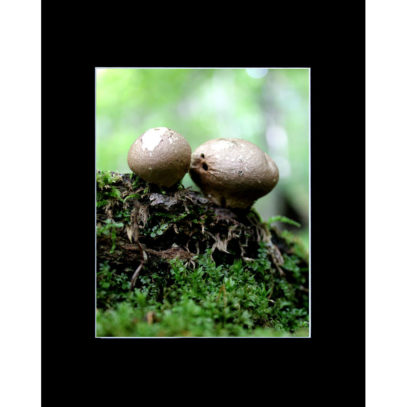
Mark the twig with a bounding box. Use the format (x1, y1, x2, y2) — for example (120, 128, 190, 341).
(130, 261, 144, 290)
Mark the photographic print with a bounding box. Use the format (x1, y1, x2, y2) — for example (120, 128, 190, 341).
(95, 68, 310, 338)
(41, 0, 366, 403)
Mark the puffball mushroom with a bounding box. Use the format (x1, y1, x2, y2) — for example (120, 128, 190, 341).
(127, 127, 191, 188)
(189, 138, 279, 209)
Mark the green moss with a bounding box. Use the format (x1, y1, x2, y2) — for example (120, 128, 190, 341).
(96, 170, 309, 337)
(97, 244, 309, 337)
(96, 219, 124, 253)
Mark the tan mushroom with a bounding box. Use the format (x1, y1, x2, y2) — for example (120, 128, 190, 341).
(127, 127, 191, 187)
(189, 138, 279, 209)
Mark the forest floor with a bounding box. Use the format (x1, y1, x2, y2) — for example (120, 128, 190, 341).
(96, 170, 309, 337)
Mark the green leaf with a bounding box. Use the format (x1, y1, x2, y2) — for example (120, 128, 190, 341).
(123, 193, 140, 202)
(109, 187, 122, 200)
(268, 215, 301, 228)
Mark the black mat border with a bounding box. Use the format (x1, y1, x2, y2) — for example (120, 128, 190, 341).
(42, 1, 365, 403)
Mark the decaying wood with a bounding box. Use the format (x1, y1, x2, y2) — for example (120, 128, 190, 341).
(97, 172, 292, 283)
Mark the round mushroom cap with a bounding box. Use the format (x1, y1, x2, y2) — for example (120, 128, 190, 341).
(127, 127, 191, 187)
(189, 138, 279, 209)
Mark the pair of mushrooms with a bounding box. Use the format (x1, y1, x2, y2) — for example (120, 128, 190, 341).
(127, 127, 279, 209)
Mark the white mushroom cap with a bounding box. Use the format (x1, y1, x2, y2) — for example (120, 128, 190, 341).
(127, 127, 191, 187)
(189, 138, 279, 209)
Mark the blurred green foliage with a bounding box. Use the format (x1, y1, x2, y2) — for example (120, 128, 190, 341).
(96, 68, 309, 246)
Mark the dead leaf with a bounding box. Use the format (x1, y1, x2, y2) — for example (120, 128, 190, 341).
(126, 225, 133, 242)
(211, 233, 229, 253)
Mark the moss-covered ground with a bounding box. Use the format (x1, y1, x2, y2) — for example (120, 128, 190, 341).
(96, 171, 309, 337)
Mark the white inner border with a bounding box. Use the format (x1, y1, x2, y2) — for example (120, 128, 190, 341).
(94, 67, 311, 339)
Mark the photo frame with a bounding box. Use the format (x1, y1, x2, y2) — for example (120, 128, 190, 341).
(42, 2, 365, 403)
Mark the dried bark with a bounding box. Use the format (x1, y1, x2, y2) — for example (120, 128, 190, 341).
(97, 171, 296, 276)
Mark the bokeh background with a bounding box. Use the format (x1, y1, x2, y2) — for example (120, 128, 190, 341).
(96, 68, 309, 247)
